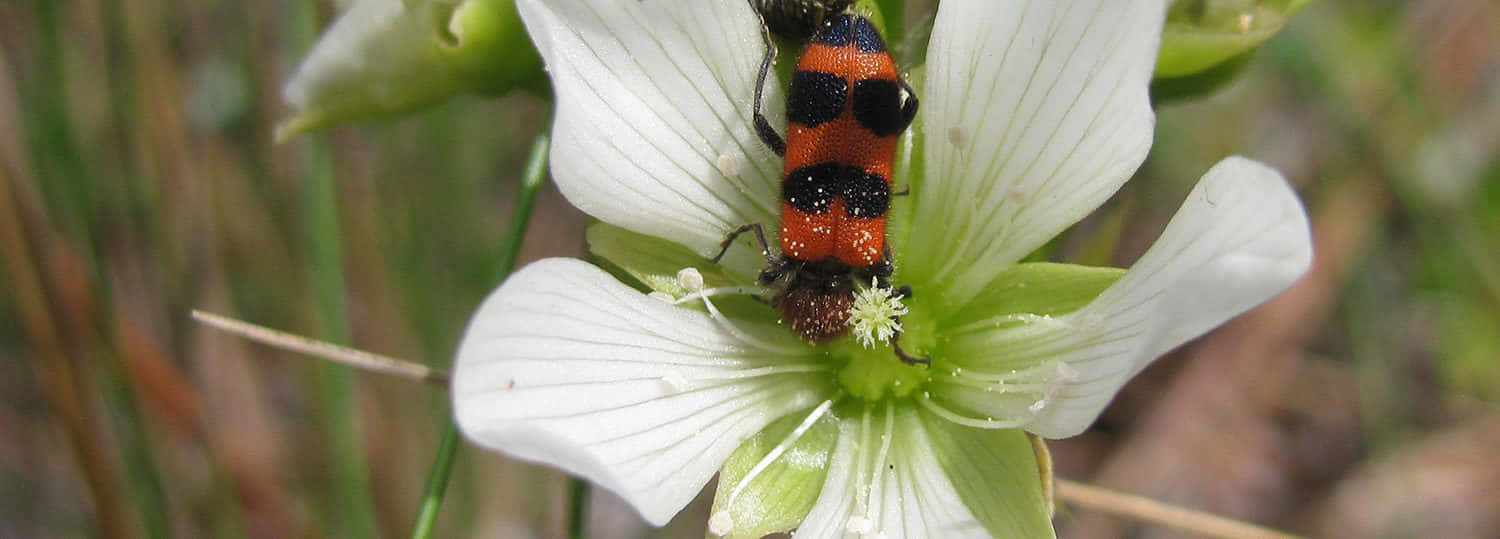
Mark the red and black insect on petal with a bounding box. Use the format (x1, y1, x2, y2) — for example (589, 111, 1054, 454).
(779, 12, 914, 269)
(715, 3, 922, 363)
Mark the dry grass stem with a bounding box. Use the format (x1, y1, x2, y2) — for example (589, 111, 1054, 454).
(190, 310, 449, 386)
(1056, 479, 1301, 539)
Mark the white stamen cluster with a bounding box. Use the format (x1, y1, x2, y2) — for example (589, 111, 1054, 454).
(848, 279, 909, 348)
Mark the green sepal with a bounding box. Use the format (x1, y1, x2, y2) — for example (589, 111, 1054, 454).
(708, 404, 840, 539)
(944, 262, 1124, 328)
(922, 416, 1056, 538)
(586, 223, 737, 296)
(586, 223, 780, 324)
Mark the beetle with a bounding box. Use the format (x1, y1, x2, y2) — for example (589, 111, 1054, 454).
(715, 3, 922, 362)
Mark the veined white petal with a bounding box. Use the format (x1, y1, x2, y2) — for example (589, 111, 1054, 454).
(904, 0, 1166, 312)
(452, 259, 833, 525)
(517, 0, 781, 255)
(795, 403, 992, 538)
(1022, 157, 1313, 438)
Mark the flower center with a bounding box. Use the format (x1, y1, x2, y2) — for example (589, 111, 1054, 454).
(831, 292, 942, 401)
(831, 311, 937, 401)
(836, 351, 928, 401)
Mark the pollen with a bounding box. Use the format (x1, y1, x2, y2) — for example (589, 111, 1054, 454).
(946, 125, 968, 148)
(848, 279, 908, 348)
(716, 153, 743, 177)
(846, 516, 874, 534)
(676, 267, 705, 291)
(707, 511, 734, 536)
(658, 373, 689, 393)
(846, 516, 887, 538)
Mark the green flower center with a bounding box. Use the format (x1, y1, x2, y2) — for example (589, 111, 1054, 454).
(836, 352, 928, 401)
(831, 311, 937, 401)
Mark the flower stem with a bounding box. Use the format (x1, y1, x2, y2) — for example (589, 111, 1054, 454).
(495, 132, 551, 280)
(408, 132, 551, 539)
(408, 426, 461, 539)
(567, 478, 591, 539)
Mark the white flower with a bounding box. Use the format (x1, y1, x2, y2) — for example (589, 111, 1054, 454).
(453, 0, 1312, 536)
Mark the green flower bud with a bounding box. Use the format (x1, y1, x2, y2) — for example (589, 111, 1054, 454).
(1153, 0, 1316, 99)
(440, 0, 544, 95)
(279, 0, 543, 140)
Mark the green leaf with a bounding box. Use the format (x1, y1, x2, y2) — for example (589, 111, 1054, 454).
(708, 403, 840, 539)
(921, 415, 1055, 538)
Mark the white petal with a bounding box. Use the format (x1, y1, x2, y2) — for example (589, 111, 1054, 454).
(452, 259, 833, 525)
(518, 0, 781, 256)
(1026, 157, 1313, 438)
(902, 0, 1166, 312)
(795, 403, 992, 538)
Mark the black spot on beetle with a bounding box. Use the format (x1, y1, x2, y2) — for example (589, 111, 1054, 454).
(852, 79, 906, 137)
(784, 163, 889, 219)
(842, 171, 889, 219)
(783, 163, 839, 213)
(787, 71, 847, 128)
(851, 15, 886, 52)
(813, 13, 853, 47)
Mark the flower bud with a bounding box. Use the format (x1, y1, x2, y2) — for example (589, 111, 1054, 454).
(1153, 0, 1315, 100)
(279, 0, 543, 140)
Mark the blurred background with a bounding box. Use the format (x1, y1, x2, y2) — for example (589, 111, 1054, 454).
(1, 0, 1497, 537)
